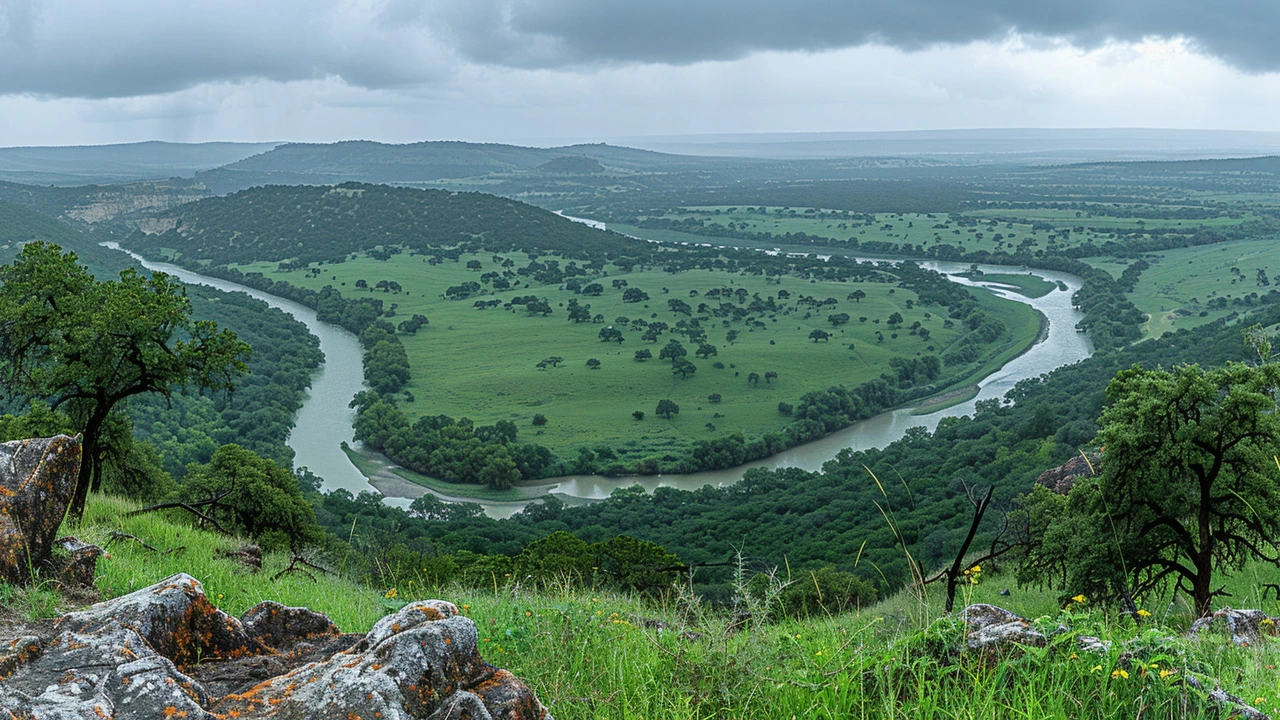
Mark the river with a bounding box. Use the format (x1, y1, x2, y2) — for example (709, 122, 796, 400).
(104, 242, 1091, 518)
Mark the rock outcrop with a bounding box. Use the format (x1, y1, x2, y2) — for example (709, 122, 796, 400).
(962, 603, 1047, 652)
(1189, 607, 1280, 647)
(0, 435, 85, 585)
(0, 573, 554, 719)
(1034, 452, 1099, 495)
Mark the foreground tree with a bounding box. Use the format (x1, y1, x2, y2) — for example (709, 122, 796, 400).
(0, 243, 250, 519)
(1017, 362, 1280, 616)
(183, 444, 323, 550)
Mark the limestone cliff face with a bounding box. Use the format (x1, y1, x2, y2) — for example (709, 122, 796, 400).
(61, 181, 210, 225)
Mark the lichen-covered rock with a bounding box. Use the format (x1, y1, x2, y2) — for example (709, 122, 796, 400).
(217, 543, 263, 571)
(241, 600, 340, 652)
(0, 622, 213, 720)
(0, 435, 82, 585)
(57, 572, 265, 666)
(210, 600, 553, 720)
(49, 535, 105, 589)
(962, 603, 1046, 652)
(7, 576, 553, 719)
(1189, 607, 1279, 647)
(1035, 453, 1098, 495)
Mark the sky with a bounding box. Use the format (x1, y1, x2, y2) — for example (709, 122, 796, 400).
(3, 0, 1280, 146)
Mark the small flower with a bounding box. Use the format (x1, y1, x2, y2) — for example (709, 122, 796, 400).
(1069, 653, 1079, 660)
(1136, 609, 1152, 618)
(1159, 669, 1175, 679)
(1257, 698, 1267, 705)
(1111, 669, 1129, 680)
(384, 588, 398, 599)
(1090, 665, 1103, 674)
(525, 611, 532, 617)
(1071, 594, 1087, 604)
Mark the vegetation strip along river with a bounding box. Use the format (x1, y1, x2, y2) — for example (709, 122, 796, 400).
(104, 242, 1091, 517)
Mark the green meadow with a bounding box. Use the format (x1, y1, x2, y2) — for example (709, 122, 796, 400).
(236, 250, 1038, 459)
(1084, 236, 1279, 339)
(617, 204, 1261, 258)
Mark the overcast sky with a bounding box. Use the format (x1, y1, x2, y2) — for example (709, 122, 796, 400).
(3, 0, 1280, 146)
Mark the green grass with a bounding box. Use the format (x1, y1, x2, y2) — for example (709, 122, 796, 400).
(1085, 236, 1279, 339)
(75, 494, 386, 631)
(236, 250, 1036, 461)
(10, 493, 1280, 718)
(616, 205, 1259, 262)
(969, 273, 1057, 298)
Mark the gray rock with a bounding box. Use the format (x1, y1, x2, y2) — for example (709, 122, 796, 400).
(0, 435, 83, 585)
(241, 600, 340, 652)
(210, 600, 553, 719)
(57, 572, 266, 666)
(0, 622, 213, 720)
(962, 603, 1046, 651)
(7, 574, 554, 719)
(1189, 607, 1279, 647)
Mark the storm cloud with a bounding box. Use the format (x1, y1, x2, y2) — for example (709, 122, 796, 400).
(1, 0, 1278, 100)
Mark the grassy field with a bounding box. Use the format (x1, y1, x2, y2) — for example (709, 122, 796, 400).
(236, 250, 1038, 460)
(614, 204, 1259, 258)
(7, 494, 1280, 719)
(1083, 236, 1279, 339)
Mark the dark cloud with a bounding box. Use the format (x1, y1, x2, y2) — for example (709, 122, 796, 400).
(455, 0, 1280, 72)
(1, 0, 1277, 101)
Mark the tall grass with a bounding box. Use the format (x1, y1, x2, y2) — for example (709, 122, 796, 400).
(6, 493, 1278, 718)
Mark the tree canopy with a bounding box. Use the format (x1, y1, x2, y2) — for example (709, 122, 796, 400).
(0, 243, 251, 518)
(1017, 361, 1280, 616)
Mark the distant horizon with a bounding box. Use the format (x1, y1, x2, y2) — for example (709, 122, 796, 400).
(7, 126, 1280, 152)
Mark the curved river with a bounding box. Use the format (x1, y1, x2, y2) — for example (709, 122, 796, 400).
(104, 242, 1092, 518)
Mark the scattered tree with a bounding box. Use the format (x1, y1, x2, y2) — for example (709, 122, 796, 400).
(655, 399, 680, 420)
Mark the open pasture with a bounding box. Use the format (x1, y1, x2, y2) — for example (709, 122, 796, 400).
(237, 250, 1036, 459)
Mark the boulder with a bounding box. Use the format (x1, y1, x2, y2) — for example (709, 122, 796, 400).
(962, 603, 1046, 652)
(241, 600, 341, 652)
(1035, 452, 1098, 495)
(57, 572, 266, 666)
(211, 600, 552, 719)
(0, 622, 213, 720)
(1188, 607, 1279, 647)
(4, 574, 554, 719)
(0, 435, 83, 585)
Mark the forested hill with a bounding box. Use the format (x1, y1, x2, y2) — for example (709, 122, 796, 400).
(0, 199, 132, 273)
(193, 140, 720, 193)
(129, 182, 640, 265)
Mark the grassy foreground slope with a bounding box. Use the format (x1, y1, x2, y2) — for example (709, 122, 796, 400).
(6, 494, 1280, 719)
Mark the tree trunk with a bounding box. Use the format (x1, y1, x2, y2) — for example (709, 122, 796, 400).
(1195, 479, 1214, 618)
(67, 403, 110, 521)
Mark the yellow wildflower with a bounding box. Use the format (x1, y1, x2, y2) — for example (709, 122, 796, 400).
(1159, 669, 1175, 679)
(1071, 594, 1087, 604)
(1090, 665, 1103, 674)
(1111, 669, 1129, 680)
(1136, 609, 1152, 618)
(384, 588, 398, 599)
